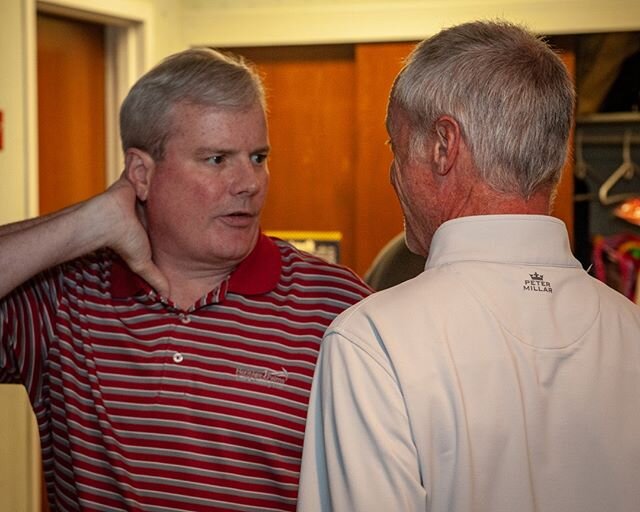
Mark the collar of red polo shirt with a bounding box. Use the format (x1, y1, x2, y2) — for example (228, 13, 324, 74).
(110, 233, 282, 298)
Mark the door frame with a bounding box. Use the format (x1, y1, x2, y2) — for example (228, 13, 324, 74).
(24, 0, 153, 216)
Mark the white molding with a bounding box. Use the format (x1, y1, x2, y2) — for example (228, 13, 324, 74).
(183, 0, 640, 47)
(105, 23, 150, 184)
(37, 0, 153, 26)
(23, 0, 39, 218)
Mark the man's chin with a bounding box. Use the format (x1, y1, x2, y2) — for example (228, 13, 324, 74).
(211, 231, 259, 260)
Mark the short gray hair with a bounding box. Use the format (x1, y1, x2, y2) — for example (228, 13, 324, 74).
(389, 20, 575, 198)
(120, 47, 266, 161)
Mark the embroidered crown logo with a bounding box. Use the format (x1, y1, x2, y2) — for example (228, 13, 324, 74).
(523, 271, 552, 293)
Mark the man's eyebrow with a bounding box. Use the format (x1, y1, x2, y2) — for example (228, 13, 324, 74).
(193, 146, 226, 155)
(193, 145, 271, 155)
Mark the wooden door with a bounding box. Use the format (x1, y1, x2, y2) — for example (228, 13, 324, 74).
(230, 45, 358, 269)
(37, 13, 106, 215)
(354, 42, 417, 274)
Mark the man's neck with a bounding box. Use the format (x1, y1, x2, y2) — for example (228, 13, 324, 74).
(449, 179, 553, 219)
(156, 259, 237, 310)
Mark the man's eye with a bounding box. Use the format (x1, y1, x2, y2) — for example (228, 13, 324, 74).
(251, 153, 268, 165)
(206, 155, 224, 165)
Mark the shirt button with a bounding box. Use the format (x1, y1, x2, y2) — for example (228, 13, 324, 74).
(179, 314, 191, 324)
(172, 352, 184, 364)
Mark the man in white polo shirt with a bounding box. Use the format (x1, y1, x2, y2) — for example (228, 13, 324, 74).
(297, 20, 640, 512)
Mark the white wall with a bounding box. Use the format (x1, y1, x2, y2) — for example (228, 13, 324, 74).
(182, 0, 640, 47)
(149, 0, 187, 65)
(0, 1, 35, 224)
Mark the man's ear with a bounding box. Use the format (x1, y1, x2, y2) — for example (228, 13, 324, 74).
(124, 148, 155, 201)
(431, 116, 461, 177)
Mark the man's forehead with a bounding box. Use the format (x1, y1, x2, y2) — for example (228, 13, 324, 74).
(169, 101, 267, 131)
(161, 110, 268, 158)
(171, 100, 265, 118)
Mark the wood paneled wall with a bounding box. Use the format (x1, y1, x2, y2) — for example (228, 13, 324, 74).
(232, 45, 359, 268)
(232, 43, 414, 276)
(353, 42, 416, 274)
(229, 43, 576, 277)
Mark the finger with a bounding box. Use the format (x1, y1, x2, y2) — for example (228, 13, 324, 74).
(143, 266, 170, 299)
(130, 260, 171, 299)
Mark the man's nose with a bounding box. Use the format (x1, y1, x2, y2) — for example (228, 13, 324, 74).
(231, 159, 261, 195)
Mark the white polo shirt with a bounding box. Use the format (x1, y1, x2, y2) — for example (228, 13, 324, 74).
(298, 215, 640, 512)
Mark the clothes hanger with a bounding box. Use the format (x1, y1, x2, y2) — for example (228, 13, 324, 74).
(574, 129, 590, 180)
(598, 130, 640, 206)
(574, 129, 598, 202)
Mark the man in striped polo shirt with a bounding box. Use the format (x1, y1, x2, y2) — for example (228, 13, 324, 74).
(0, 48, 371, 511)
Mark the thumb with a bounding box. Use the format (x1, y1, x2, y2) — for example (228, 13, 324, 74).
(129, 259, 171, 299)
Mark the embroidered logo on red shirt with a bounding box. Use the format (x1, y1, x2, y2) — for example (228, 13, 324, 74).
(235, 366, 290, 388)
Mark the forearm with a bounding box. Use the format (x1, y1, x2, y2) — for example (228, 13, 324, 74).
(0, 198, 110, 299)
(0, 203, 83, 237)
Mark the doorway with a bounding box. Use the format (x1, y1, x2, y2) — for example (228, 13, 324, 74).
(37, 13, 106, 215)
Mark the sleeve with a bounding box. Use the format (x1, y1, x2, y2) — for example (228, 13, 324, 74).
(0, 269, 61, 404)
(297, 327, 427, 512)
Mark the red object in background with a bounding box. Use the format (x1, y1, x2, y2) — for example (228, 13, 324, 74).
(592, 233, 640, 302)
(614, 197, 640, 226)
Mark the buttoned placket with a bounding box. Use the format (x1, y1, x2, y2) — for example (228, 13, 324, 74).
(149, 293, 192, 367)
(171, 312, 192, 364)
(150, 284, 226, 369)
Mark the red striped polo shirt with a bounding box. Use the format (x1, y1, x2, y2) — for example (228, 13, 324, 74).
(0, 234, 371, 511)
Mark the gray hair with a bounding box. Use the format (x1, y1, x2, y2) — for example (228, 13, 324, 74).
(120, 47, 266, 161)
(389, 20, 575, 198)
